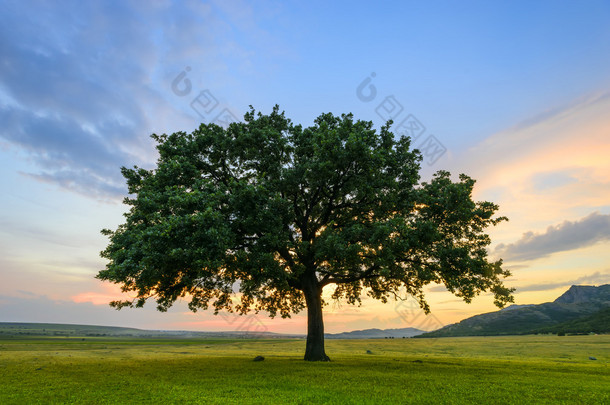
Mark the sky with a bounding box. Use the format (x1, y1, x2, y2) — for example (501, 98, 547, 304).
(1, 0, 609, 334)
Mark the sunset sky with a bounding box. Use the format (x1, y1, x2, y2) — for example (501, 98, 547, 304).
(1, 0, 609, 334)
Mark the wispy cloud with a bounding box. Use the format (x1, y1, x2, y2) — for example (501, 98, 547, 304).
(507, 92, 610, 134)
(451, 91, 610, 267)
(0, 291, 185, 329)
(72, 284, 131, 306)
(0, 1, 281, 200)
(515, 271, 610, 293)
(0, 2, 159, 198)
(495, 212, 610, 262)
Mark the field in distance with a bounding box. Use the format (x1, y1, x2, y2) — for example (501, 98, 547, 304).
(0, 334, 608, 404)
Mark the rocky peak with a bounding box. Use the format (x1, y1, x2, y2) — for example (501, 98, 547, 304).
(554, 284, 610, 304)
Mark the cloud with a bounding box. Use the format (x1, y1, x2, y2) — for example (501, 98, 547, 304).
(0, 292, 170, 329)
(0, 106, 131, 198)
(71, 283, 131, 306)
(515, 271, 610, 293)
(508, 91, 610, 134)
(454, 90, 610, 238)
(0, 1, 280, 200)
(0, 2, 159, 199)
(495, 212, 610, 262)
(0, 290, 303, 333)
(72, 292, 125, 306)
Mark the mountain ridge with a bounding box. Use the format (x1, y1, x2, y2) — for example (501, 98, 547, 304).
(417, 284, 610, 338)
(325, 327, 425, 339)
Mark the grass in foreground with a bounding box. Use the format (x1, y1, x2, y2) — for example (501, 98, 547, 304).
(0, 335, 608, 404)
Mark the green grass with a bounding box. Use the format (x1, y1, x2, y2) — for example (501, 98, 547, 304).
(0, 335, 608, 404)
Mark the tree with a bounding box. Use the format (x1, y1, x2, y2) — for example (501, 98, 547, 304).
(98, 106, 514, 361)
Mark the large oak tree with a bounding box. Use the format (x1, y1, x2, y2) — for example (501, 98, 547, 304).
(98, 106, 513, 361)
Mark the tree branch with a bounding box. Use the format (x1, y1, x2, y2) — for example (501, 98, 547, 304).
(319, 264, 380, 287)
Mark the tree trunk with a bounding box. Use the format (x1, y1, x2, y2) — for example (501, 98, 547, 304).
(303, 275, 330, 361)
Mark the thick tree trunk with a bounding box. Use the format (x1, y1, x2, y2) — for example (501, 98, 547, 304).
(303, 276, 330, 361)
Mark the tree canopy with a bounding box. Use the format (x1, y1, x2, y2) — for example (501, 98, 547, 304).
(98, 106, 513, 361)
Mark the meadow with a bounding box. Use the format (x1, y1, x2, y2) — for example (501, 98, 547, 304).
(0, 335, 608, 404)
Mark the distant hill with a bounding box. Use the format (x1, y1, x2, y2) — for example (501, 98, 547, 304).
(0, 322, 303, 339)
(0, 322, 148, 337)
(326, 327, 425, 339)
(0, 322, 427, 340)
(417, 284, 610, 338)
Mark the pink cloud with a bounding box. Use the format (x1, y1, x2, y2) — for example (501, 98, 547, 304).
(71, 284, 130, 306)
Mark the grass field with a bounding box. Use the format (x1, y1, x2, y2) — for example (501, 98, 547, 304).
(0, 335, 608, 404)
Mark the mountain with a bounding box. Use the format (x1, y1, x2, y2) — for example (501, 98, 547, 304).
(326, 327, 425, 339)
(416, 284, 610, 338)
(554, 285, 610, 304)
(531, 306, 610, 335)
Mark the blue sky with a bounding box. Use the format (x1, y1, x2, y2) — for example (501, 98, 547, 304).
(1, 0, 609, 333)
